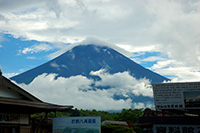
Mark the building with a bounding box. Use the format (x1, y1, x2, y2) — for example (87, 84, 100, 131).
(134, 82, 200, 133)
(0, 70, 73, 133)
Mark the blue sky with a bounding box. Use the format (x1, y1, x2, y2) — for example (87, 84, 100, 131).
(0, 0, 199, 81)
(0, 33, 58, 75)
(0, 0, 200, 110)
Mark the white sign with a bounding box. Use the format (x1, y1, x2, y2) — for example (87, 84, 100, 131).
(153, 124, 200, 133)
(152, 82, 200, 109)
(0, 113, 29, 124)
(53, 116, 101, 133)
(0, 113, 19, 124)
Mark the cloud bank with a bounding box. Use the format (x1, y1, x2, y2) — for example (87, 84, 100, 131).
(17, 69, 154, 110)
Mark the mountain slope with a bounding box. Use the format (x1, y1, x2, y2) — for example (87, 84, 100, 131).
(11, 44, 168, 84)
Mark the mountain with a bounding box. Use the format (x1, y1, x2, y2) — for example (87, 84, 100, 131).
(10, 44, 169, 109)
(11, 44, 168, 84)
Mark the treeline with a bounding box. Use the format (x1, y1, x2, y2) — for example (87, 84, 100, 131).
(31, 108, 144, 124)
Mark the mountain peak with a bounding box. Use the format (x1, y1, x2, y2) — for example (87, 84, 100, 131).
(11, 44, 168, 84)
(48, 37, 132, 60)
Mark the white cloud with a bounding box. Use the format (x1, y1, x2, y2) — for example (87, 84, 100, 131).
(151, 60, 177, 70)
(142, 0, 200, 68)
(142, 56, 165, 62)
(19, 43, 53, 54)
(48, 37, 132, 59)
(170, 71, 200, 82)
(155, 66, 200, 82)
(151, 60, 200, 82)
(4, 72, 19, 78)
(26, 56, 36, 60)
(50, 62, 59, 68)
(117, 44, 161, 53)
(0, 44, 2, 48)
(17, 70, 153, 110)
(90, 69, 153, 97)
(0, 0, 42, 12)
(133, 103, 145, 109)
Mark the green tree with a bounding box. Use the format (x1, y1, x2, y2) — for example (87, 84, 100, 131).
(70, 108, 80, 116)
(133, 126, 142, 133)
(116, 108, 143, 123)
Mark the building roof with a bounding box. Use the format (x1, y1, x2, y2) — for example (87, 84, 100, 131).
(134, 108, 200, 126)
(0, 73, 73, 113)
(135, 116, 200, 125)
(102, 120, 128, 126)
(0, 98, 73, 113)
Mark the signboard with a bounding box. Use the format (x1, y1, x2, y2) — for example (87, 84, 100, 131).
(152, 82, 200, 109)
(0, 113, 29, 124)
(0, 113, 19, 124)
(153, 124, 200, 133)
(53, 116, 101, 133)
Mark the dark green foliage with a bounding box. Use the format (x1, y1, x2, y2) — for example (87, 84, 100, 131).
(77, 109, 119, 122)
(31, 111, 71, 118)
(31, 108, 144, 124)
(71, 108, 81, 116)
(115, 108, 144, 123)
(133, 126, 142, 133)
(101, 125, 133, 133)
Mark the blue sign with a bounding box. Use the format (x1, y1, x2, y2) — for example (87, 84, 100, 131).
(53, 116, 101, 133)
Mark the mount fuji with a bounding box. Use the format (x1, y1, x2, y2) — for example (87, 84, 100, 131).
(11, 43, 169, 110)
(11, 44, 168, 84)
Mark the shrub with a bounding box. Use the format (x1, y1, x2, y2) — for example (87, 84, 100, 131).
(133, 126, 142, 133)
(101, 125, 133, 133)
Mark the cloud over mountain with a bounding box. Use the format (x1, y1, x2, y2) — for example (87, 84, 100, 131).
(17, 70, 154, 110)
